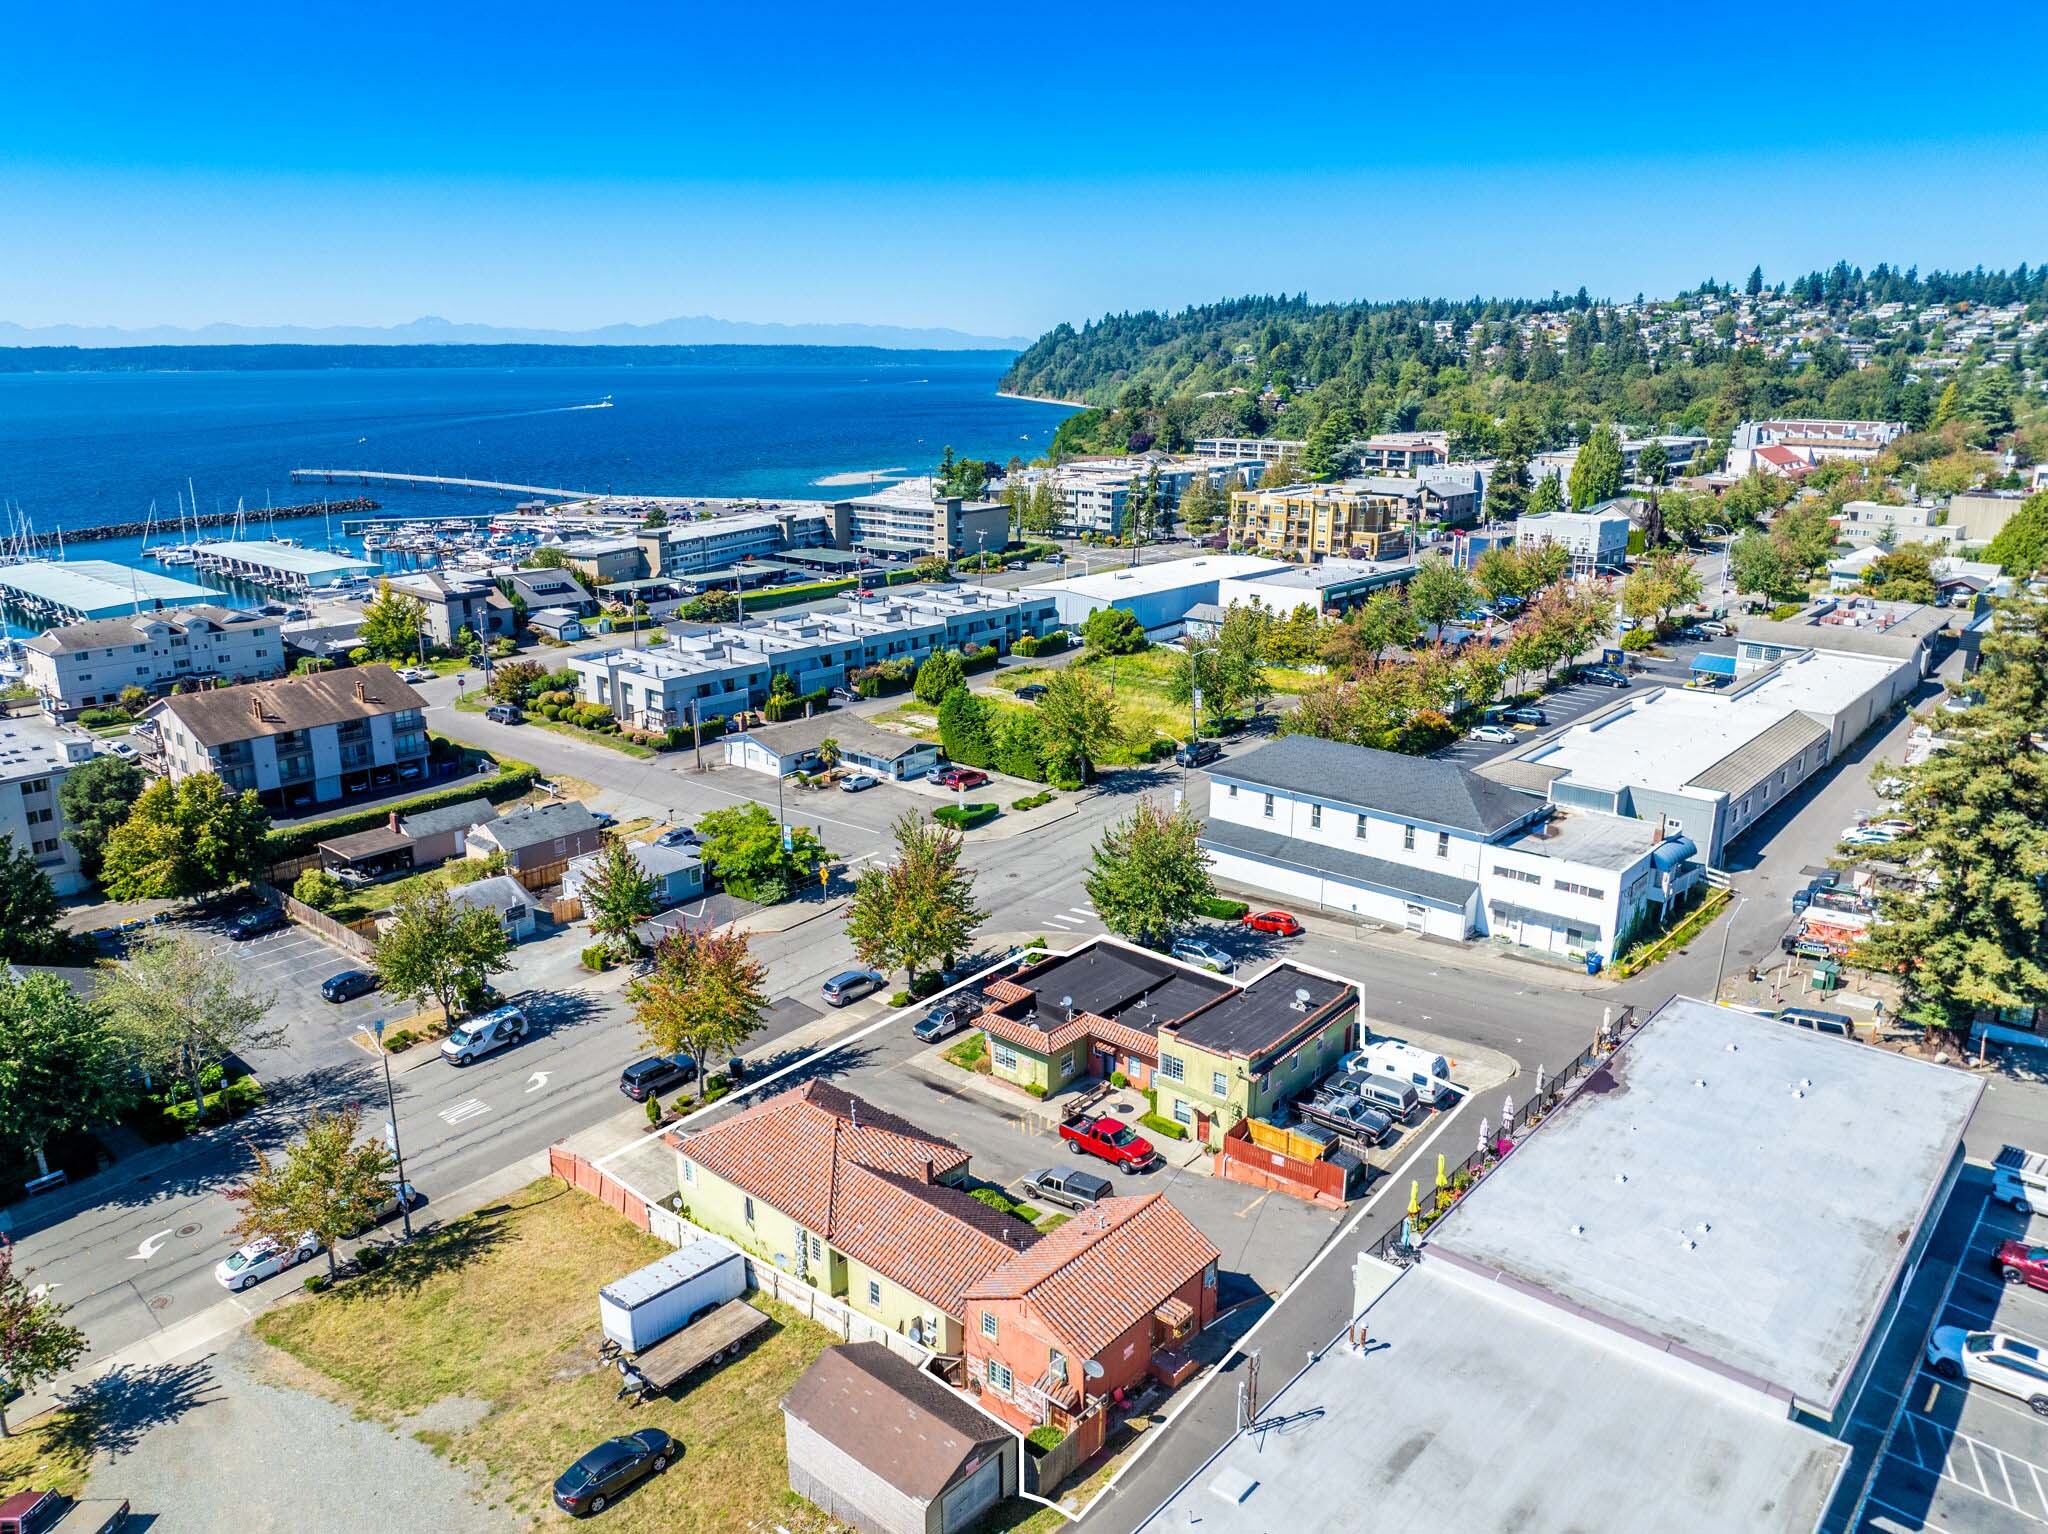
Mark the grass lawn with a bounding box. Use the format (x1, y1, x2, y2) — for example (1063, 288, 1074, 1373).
(0, 1405, 96, 1499)
(254, 1179, 841, 1533)
(943, 1030, 989, 1074)
(323, 859, 493, 924)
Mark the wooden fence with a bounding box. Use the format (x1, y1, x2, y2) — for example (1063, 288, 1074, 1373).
(263, 884, 380, 961)
(548, 1144, 651, 1232)
(1215, 1119, 1350, 1207)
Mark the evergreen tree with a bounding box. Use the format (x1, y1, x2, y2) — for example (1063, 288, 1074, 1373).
(581, 839, 657, 957)
(936, 686, 995, 767)
(0, 837, 61, 962)
(913, 649, 966, 704)
(1527, 475, 1565, 516)
(1567, 425, 1625, 509)
(1745, 265, 1764, 298)
(1985, 490, 2048, 576)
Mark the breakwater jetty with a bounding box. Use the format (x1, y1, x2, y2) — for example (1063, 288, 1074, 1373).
(62, 497, 381, 545)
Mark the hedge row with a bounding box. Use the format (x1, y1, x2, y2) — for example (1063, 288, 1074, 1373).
(933, 802, 999, 831)
(263, 757, 540, 860)
(959, 645, 998, 675)
(740, 577, 859, 613)
(765, 686, 830, 723)
(1013, 630, 1070, 659)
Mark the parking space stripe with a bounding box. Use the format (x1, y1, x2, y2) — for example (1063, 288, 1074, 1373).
(2001, 1449, 2019, 1509)
(1865, 1494, 1956, 1533)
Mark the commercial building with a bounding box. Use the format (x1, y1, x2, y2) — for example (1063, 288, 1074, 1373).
(723, 713, 943, 782)
(1513, 505, 1633, 574)
(1344, 430, 1447, 473)
(21, 606, 285, 717)
(674, 1082, 1036, 1356)
(1210, 557, 1417, 619)
(189, 540, 377, 593)
(1733, 595, 1952, 678)
(0, 715, 100, 895)
(1138, 996, 1980, 1534)
(831, 478, 1010, 558)
(1226, 481, 1414, 561)
(1727, 418, 1906, 475)
(1200, 736, 1702, 964)
(1041, 456, 1259, 539)
(1029, 554, 1289, 632)
(1832, 498, 1957, 550)
(384, 571, 515, 647)
(1479, 644, 1919, 867)
(637, 507, 836, 580)
(1948, 487, 2033, 544)
(0, 560, 222, 622)
(146, 665, 429, 815)
(782, 1343, 1017, 1534)
(567, 586, 1057, 730)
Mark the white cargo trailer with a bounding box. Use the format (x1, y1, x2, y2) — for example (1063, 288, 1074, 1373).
(599, 1236, 747, 1353)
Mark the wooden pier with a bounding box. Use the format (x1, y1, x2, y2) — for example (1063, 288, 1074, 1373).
(291, 468, 595, 498)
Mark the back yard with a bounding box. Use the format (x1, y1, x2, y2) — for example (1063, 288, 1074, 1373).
(253, 1180, 841, 1533)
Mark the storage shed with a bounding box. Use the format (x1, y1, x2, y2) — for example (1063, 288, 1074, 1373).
(783, 1343, 1016, 1534)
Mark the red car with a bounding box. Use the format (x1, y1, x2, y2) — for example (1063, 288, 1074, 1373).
(1997, 1239, 2048, 1291)
(1243, 910, 1303, 936)
(938, 767, 989, 790)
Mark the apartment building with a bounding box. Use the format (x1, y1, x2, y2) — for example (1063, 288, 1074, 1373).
(1513, 506, 1633, 573)
(21, 606, 284, 717)
(0, 715, 99, 895)
(1227, 481, 1414, 560)
(1041, 456, 1261, 539)
(384, 571, 515, 648)
(568, 585, 1057, 730)
(830, 477, 1009, 559)
(1832, 499, 1964, 550)
(638, 507, 836, 579)
(1726, 418, 1906, 475)
(1193, 437, 1306, 466)
(503, 568, 597, 617)
(147, 665, 430, 814)
(1346, 431, 1448, 473)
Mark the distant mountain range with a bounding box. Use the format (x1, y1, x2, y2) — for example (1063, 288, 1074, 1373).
(0, 314, 1031, 351)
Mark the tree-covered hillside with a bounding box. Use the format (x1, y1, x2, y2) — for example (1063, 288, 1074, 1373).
(1000, 265, 2048, 465)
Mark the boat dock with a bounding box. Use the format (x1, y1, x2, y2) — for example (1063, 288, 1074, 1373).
(292, 468, 594, 498)
(0, 559, 223, 621)
(191, 540, 378, 593)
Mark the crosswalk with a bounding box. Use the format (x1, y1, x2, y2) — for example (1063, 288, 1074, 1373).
(1044, 903, 1099, 932)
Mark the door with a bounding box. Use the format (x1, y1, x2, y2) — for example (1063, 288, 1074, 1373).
(942, 1453, 1006, 1534)
(1404, 904, 1426, 933)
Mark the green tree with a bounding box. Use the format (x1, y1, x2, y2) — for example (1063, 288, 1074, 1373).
(1407, 555, 1476, 640)
(1855, 595, 2048, 1035)
(1321, 587, 1417, 675)
(1527, 475, 1565, 516)
(97, 931, 282, 1120)
(937, 685, 995, 767)
(1037, 668, 1117, 783)
(1729, 529, 1803, 602)
(0, 971, 135, 1180)
(373, 884, 515, 1033)
(1745, 265, 1764, 298)
(1177, 473, 1228, 537)
(1963, 368, 2016, 439)
(1472, 547, 1534, 606)
(1635, 439, 1669, 486)
(845, 812, 985, 985)
(1021, 479, 1066, 536)
(1081, 606, 1147, 655)
(1484, 408, 1538, 520)
(581, 839, 657, 956)
(359, 580, 427, 662)
(695, 801, 830, 903)
(293, 867, 344, 911)
(642, 507, 668, 529)
(914, 649, 967, 705)
(0, 1245, 89, 1437)
(98, 774, 271, 901)
(1568, 425, 1624, 509)
(523, 545, 570, 570)
(1084, 801, 1213, 948)
(118, 684, 150, 715)
(1770, 498, 1837, 573)
(1863, 542, 1941, 603)
(628, 927, 769, 1102)
(228, 1105, 396, 1280)
(681, 589, 738, 623)
(1985, 490, 2048, 575)
(489, 659, 546, 703)
(0, 837, 61, 963)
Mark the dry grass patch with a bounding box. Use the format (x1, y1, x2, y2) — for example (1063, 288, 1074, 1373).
(0, 1405, 96, 1500)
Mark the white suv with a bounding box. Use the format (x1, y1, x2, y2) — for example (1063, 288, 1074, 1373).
(441, 1005, 530, 1066)
(1927, 1328, 2048, 1414)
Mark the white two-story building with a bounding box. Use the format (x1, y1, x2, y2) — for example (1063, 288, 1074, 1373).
(1199, 735, 1701, 965)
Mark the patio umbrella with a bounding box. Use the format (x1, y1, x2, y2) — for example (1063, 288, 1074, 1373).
(1477, 1116, 1491, 1156)
(1435, 1153, 1448, 1193)
(1536, 1063, 1547, 1100)
(1408, 1180, 1420, 1219)
(1501, 1093, 1515, 1131)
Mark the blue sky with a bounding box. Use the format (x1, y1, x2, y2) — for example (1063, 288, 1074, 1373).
(7, 1, 2046, 338)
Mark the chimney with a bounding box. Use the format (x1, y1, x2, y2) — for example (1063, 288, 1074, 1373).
(389, 811, 402, 834)
(249, 694, 265, 722)
(354, 677, 368, 702)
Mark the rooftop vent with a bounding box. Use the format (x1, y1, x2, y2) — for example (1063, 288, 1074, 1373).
(1569, 1223, 1586, 1238)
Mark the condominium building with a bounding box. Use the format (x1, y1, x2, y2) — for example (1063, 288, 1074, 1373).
(1513, 506, 1633, 574)
(1726, 419, 1906, 475)
(567, 585, 1057, 730)
(1041, 456, 1261, 539)
(1227, 481, 1414, 560)
(637, 508, 836, 580)
(20, 606, 285, 717)
(384, 571, 516, 648)
(147, 665, 430, 814)
(1193, 437, 1305, 466)
(0, 715, 100, 895)
(829, 477, 1009, 558)
(1346, 431, 1448, 473)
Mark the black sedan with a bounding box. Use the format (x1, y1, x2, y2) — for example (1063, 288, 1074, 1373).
(619, 1053, 697, 1102)
(554, 1428, 675, 1516)
(229, 907, 288, 941)
(321, 969, 378, 1003)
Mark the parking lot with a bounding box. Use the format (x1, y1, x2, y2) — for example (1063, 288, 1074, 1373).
(1862, 1188, 2048, 1533)
(182, 907, 387, 1071)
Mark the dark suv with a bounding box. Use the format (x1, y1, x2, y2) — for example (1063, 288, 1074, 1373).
(619, 1054, 696, 1102)
(321, 969, 378, 1003)
(1174, 739, 1222, 768)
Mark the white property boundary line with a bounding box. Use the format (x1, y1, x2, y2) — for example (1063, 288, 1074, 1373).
(591, 934, 1476, 1525)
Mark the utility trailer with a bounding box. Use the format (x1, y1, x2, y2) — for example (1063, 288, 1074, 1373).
(602, 1298, 770, 1403)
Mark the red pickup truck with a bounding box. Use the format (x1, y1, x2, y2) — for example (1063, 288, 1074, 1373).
(1058, 1114, 1159, 1174)
(0, 1491, 129, 1534)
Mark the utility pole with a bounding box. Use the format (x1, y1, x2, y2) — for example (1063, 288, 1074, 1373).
(370, 1019, 413, 1241)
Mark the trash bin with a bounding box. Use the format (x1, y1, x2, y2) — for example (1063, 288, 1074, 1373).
(1585, 952, 1603, 976)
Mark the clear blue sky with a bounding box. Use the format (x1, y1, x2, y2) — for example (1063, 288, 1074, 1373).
(7, 1, 2046, 339)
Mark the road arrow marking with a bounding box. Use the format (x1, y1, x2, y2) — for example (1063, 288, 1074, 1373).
(525, 1072, 551, 1093)
(129, 1229, 173, 1262)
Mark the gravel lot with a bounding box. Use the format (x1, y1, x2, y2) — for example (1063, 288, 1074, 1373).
(81, 1335, 510, 1533)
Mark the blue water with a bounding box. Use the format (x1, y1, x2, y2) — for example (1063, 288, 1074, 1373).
(0, 354, 1075, 630)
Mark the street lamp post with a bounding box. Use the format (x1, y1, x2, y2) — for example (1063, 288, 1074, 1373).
(1711, 896, 1747, 1004)
(370, 1018, 414, 1240)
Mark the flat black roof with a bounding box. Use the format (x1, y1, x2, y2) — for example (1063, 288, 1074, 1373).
(1011, 945, 1230, 1031)
(1166, 965, 1354, 1058)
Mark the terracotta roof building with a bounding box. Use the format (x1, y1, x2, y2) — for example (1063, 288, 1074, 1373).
(961, 1192, 1219, 1432)
(675, 1083, 1034, 1354)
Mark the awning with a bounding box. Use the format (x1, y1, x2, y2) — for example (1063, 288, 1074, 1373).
(1691, 652, 1738, 675)
(1154, 1296, 1195, 1333)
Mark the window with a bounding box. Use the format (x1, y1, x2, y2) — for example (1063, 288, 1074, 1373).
(1172, 1098, 1192, 1125)
(1210, 1070, 1227, 1096)
(1059, 1052, 1075, 1076)
(981, 1311, 999, 1341)
(992, 1043, 1019, 1071)
(1356, 813, 1369, 840)
(682, 1160, 695, 1185)
(988, 1360, 1013, 1394)
(1262, 793, 1274, 819)
(1159, 1054, 1184, 1083)
(1309, 803, 1322, 829)
(1048, 1348, 1069, 1382)
(1436, 831, 1450, 859)
(743, 1196, 756, 1227)
(810, 1234, 822, 1259)
(867, 1280, 882, 1307)
(1492, 866, 1540, 885)
(1553, 879, 1606, 899)
(1403, 824, 1415, 851)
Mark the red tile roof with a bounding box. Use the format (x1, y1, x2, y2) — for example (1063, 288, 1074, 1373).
(978, 1005, 1159, 1063)
(833, 1165, 1037, 1316)
(964, 1194, 1219, 1359)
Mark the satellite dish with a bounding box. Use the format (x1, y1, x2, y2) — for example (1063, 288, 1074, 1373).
(1295, 988, 1312, 1005)
(1060, 996, 1073, 1009)
(1083, 1359, 1105, 1379)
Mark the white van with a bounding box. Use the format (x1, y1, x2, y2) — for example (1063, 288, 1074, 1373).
(441, 1005, 530, 1067)
(1994, 1145, 2048, 1215)
(1343, 1040, 1456, 1109)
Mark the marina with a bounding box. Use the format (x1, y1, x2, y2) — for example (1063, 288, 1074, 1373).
(189, 539, 379, 593)
(0, 559, 224, 621)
